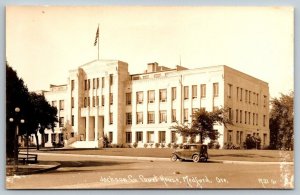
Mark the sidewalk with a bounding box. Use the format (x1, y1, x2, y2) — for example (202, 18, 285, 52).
(6, 161, 61, 176)
(32, 152, 294, 165)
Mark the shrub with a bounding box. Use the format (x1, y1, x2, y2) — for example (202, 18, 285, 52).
(144, 143, 148, 148)
(179, 143, 183, 149)
(167, 143, 172, 148)
(172, 143, 178, 149)
(245, 135, 261, 149)
(223, 142, 240, 150)
(132, 142, 138, 148)
(160, 143, 165, 148)
(155, 143, 160, 148)
(208, 140, 220, 149)
(149, 143, 153, 148)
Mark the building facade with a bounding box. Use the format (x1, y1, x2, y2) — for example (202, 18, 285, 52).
(40, 60, 270, 148)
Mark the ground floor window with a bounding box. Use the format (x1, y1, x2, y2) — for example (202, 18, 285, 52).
(126, 132, 132, 143)
(44, 134, 49, 143)
(51, 133, 56, 143)
(263, 133, 267, 146)
(227, 130, 233, 143)
(171, 131, 177, 143)
(147, 131, 154, 143)
(109, 132, 113, 143)
(158, 131, 166, 143)
(136, 132, 143, 142)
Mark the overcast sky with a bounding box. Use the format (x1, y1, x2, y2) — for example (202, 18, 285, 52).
(6, 6, 293, 98)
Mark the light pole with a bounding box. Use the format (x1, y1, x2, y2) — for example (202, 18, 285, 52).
(9, 107, 25, 173)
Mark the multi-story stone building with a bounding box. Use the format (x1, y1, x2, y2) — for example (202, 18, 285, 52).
(38, 59, 270, 148)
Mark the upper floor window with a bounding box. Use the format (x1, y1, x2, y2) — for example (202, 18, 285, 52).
(148, 111, 155, 124)
(245, 90, 248, 103)
(192, 85, 197, 99)
(59, 100, 64, 110)
(213, 83, 219, 97)
(110, 74, 113, 86)
(171, 87, 176, 101)
(249, 91, 251, 104)
(109, 113, 113, 125)
(201, 84, 206, 98)
(236, 87, 239, 100)
(109, 93, 113, 105)
(136, 91, 143, 104)
(159, 89, 167, 102)
(159, 110, 167, 123)
(126, 113, 132, 125)
(184, 109, 188, 122)
(52, 101, 57, 108)
(227, 84, 232, 98)
(71, 80, 75, 90)
(101, 77, 105, 88)
(126, 93, 131, 105)
(172, 109, 176, 122)
(71, 97, 74, 108)
(137, 112, 143, 124)
(263, 95, 267, 107)
(240, 88, 243, 101)
(148, 90, 155, 103)
(184, 86, 189, 100)
(84, 80, 88, 90)
(59, 117, 64, 127)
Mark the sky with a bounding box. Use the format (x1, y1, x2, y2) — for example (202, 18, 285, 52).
(6, 6, 294, 98)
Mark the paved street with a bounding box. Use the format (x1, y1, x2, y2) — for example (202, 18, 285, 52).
(6, 153, 294, 189)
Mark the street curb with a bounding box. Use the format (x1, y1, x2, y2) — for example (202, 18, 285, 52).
(9, 162, 61, 176)
(32, 152, 294, 165)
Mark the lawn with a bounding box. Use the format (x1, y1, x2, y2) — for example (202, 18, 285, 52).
(29, 148, 294, 162)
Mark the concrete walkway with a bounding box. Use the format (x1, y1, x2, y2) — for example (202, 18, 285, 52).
(32, 152, 294, 165)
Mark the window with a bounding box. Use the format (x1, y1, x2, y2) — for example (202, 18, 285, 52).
(240, 110, 242, 123)
(87, 97, 90, 107)
(256, 114, 258, 125)
(171, 87, 176, 101)
(201, 84, 206, 98)
(171, 131, 177, 143)
(148, 111, 155, 124)
(59, 117, 64, 127)
(245, 90, 248, 103)
(192, 85, 197, 99)
(253, 92, 256, 105)
(159, 110, 167, 123)
(184, 86, 189, 99)
(263, 115, 266, 127)
(136, 91, 143, 104)
(227, 130, 233, 143)
(236, 131, 240, 144)
(71, 80, 74, 90)
(253, 113, 255, 125)
(110, 74, 113, 85)
(172, 109, 176, 122)
(182, 134, 187, 143)
(263, 95, 267, 107)
(71, 97, 74, 108)
(159, 89, 167, 102)
(249, 91, 251, 104)
(52, 101, 57, 107)
(184, 109, 188, 122)
(248, 112, 251, 125)
(126, 132, 132, 143)
(158, 131, 166, 143)
(137, 112, 143, 124)
(240, 88, 243, 101)
(96, 78, 99, 89)
(147, 131, 154, 143)
(126, 93, 131, 105)
(126, 113, 132, 125)
(148, 90, 155, 103)
(263, 133, 267, 146)
(213, 83, 219, 97)
(84, 97, 87, 107)
(96, 96, 99, 106)
(44, 134, 49, 143)
(109, 93, 113, 105)
(101, 77, 105, 88)
(101, 95, 104, 106)
(92, 96, 95, 107)
(93, 78, 96, 89)
(109, 113, 113, 124)
(236, 87, 239, 100)
(71, 115, 74, 126)
(59, 100, 64, 110)
(236, 109, 239, 123)
(136, 132, 143, 142)
(109, 132, 113, 143)
(256, 93, 259, 106)
(245, 111, 247, 124)
(84, 79, 88, 90)
(228, 108, 232, 121)
(228, 84, 232, 98)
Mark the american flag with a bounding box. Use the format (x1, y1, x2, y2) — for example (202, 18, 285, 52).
(94, 26, 99, 46)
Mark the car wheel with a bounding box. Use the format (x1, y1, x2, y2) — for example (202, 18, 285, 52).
(192, 154, 200, 163)
(171, 154, 178, 162)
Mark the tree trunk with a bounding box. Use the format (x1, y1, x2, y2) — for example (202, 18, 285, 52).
(34, 132, 39, 150)
(200, 133, 203, 144)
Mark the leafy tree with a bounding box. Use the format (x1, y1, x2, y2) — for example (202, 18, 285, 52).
(6, 62, 58, 153)
(170, 108, 232, 144)
(269, 92, 294, 150)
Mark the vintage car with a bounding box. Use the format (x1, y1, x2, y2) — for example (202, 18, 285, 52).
(171, 144, 208, 162)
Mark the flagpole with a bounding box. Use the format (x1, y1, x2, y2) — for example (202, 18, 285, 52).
(97, 24, 100, 60)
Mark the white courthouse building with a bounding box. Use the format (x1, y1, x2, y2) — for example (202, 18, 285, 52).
(38, 60, 270, 148)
